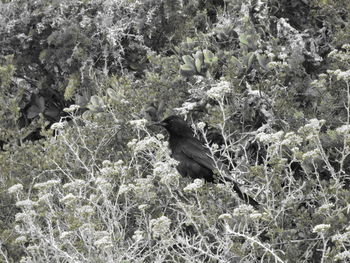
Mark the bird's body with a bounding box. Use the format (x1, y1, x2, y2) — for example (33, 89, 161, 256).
(156, 115, 259, 208)
(169, 135, 216, 182)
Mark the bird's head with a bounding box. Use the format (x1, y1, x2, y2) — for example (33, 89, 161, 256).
(155, 115, 193, 137)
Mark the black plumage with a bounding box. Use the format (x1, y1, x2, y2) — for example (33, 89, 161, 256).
(156, 115, 259, 208)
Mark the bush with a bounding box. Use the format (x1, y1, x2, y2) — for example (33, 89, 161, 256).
(1, 0, 350, 262)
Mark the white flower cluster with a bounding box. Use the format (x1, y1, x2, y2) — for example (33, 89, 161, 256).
(95, 176, 112, 193)
(277, 18, 305, 56)
(26, 245, 39, 252)
(63, 104, 80, 113)
(77, 205, 94, 216)
(312, 224, 331, 233)
(33, 179, 60, 190)
(16, 199, 36, 208)
(150, 216, 171, 238)
(328, 49, 338, 58)
(15, 211, 36, 222)
(127, 138, 138, 148)
(278, 52, 288, 60)
(332, 232, 350, 243)
(132, 230, 145, 242)
(175, 102, 197, 116)
(38, 193, 53, 204)
(94, 235, 112, 249)
(336, 124, 350, 135)
(328, 45, 350, 63)
(218, 213, 232, 220)
(80, 223, 94, 232)
(60, 193, 78, 205)
(196, 122, 206, 130)
(331, 69, 350, 81)
(183, 179, 204, 192)
(60, 231, 74, 240)
(133, 178, 156, 200)
(267, 61, 289, 70)
(343, 43, 350, 50)
(102, 160, 112, 167)
(255, 119, 328, 160)
(51, 121, 67, 130)
(128, 136, 159, 153)
(36, 23, 45, 34)
(15, 236, 27, 244)
(281, 132, 303, 147)
(298, 119, 325, 136)
(156, 133, 164, 140)
(100, 167, 117, 177)
(138, 204, 149, 210)
(338, 70, 350, 81)
(233, 204, 255, 216)
(63, 179, 87, 190)
(206, 80, 231, 100)
(317, 202, 334, 213)
(310, 77, 327, 89)
(79, 16, 91, 29)
(153, 160, 180, 185)
(256, 131, 284, 144)
(211, 143, 219, 151)
(334, 251, 350, 261)
(302, 149, 320, 160)
(249, 212, 263, 220)
(15, 213, 26, 222)
(277, 18, 298, 37)
(118, 184, 131, 195)
(8, 183, 23, 194)
(115, 159, 124, 166)
(267, 52, 276, 59)
(129, 119, 148, 129)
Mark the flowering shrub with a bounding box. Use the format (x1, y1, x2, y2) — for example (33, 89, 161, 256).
(1, 0, 350, 262)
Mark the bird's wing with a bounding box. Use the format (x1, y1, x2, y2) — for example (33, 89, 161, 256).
(180, 137, 217, 171)
(180, 137, 260, 208)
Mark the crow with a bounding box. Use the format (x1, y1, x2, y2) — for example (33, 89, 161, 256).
(155, 115, 260, 208)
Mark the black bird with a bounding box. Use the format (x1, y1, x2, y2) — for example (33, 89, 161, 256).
(155, 115, 260, 208)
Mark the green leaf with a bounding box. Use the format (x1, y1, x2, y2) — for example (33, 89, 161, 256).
(90, 95, 104, 107)
(45, 106, 60, 119)
(246, 52, 255, 70)
(64, 76, 78, 100)
(180, 64, 196, 76)
(239, 34, 249, 46)
(186, 37, 193, 43)
(195, 57, 203, 73)
(82, 110, 92, 119)
(230, 56, 243, 70)
(193, 50, 204, 61)
(256, 53, 269, 70)
(211, 56, 218, 64)
(27, 96, 45, 119)
(182, 55, 195, 66)
(203, 49, 218, 66)
(203, 49, 214, 61)
(27, 105, 42, 119)
(89, 95, 105, 111)
(107, 88, 119, 101)
(35, 96, 45, 112)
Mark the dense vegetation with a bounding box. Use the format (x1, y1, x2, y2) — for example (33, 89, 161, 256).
(1, 0, 350, 262)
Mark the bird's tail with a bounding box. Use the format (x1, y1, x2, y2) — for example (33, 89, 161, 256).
(231, 182, 260, 209)
(219, 174, 260, 209)
(213, 157, 260, 208)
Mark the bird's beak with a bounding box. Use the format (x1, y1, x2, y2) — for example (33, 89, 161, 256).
(152, 121, 167, 127)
